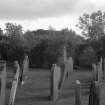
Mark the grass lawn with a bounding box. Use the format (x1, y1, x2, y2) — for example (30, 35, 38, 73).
(5, 68, 105, 105)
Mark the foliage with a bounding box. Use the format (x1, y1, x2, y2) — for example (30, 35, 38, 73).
(77, 10, 105, 39)
(78, 46, 97, 67)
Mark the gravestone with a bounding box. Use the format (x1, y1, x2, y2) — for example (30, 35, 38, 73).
(50, 64, 61, 101)
(98, 61, 102, 82)
(75, 80, 82, 105)
(0, 62, 6, 105)
(92, 64, 97, 81)
(9, 61, 20, 105)
(103, 58, 105, 80)
(66, 57, 73, 78)
(22, 55, 29, 80)
(58, 46, 68, 90)
(89, 81, 100, 105)
(63, 46, 67, 63)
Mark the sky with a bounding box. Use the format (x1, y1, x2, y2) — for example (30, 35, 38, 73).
(0, 0, 105, 34)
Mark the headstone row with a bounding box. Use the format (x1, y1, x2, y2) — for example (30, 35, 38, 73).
(75, 80, 100, 105)
(0, 55, 29, 105)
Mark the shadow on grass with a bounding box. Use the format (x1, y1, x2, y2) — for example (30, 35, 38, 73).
(59, 91, 74, 100)
(16, 95, 51, 102)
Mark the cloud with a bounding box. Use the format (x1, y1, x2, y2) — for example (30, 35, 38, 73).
(0, 0, 105, 20)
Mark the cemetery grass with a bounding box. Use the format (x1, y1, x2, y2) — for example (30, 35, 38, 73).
(5, 68, 105, 105)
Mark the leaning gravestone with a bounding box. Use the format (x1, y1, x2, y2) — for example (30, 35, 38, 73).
(0, 62, 6, 105)
(9, 61, 20, 105)
(58, 46, 68, 90)
(50, 64, 61, 102)
(20, 55, 29, 85)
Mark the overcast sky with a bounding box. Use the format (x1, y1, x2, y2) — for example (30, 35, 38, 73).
(0, 0, 105, 33)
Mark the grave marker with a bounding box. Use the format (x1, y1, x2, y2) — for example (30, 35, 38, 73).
(67, 57, 73, 78)
(9, 61, 20, 105)
(75, 80, 82, 105)
(22, 55, 29, 80)
(103, 58, 105, 80)
(89, 81, 100, 105)
(0, 63, 6, 105)
(92, 64, 97, 81)
(50, 64, 61, 101)
(98, 61, 102, 82)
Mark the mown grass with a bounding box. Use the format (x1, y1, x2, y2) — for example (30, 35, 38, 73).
(5, 68, 105, 105)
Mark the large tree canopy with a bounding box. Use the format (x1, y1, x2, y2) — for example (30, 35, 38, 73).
(77, 10, 105, 39)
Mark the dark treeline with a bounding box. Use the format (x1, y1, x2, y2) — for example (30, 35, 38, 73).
(1, 10, 105, 69)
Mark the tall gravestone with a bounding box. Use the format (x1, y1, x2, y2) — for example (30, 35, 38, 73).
(63, 46, 67, 63)
(22, 55, 29, 79)
(92, 64, 98, 81)
(75, 80, 82, 105)
(103, 58, 105, 80)
(0, 62, 6, 105)
(98, 60, 103, 82)
(20, 55, 29, 85)
(89, 81, 100, 105)
(66, 57, 73, 78)
(50, 64, 61, 102)
(58, 46, 68, 91)
(9, 61, 20, 105)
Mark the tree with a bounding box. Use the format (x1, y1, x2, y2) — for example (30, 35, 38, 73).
(78, 46, 97, 68)
(5, 22, 24, 46)
(77, 10, 105, 39)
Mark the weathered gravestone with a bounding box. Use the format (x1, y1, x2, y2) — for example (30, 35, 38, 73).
(92, 64, 98, 81)
(98, 61, 103, 82)
(89, 81, 100, 105)
(75, 80, 82, 105)
(50, 64, 61, 102)
(20, 55, 29, 85)
(103, 58, 105, 80)
(92, 59, 103, 82)
(22, 55, 29, 79)
(66, 57, 73, 78)
(0, 62, 6, 105)
(58, 46, 68, 91)
(9, 61, 20, 105)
